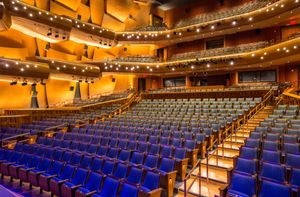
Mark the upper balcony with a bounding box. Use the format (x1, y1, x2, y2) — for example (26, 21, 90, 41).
(0, 0, 299, 47)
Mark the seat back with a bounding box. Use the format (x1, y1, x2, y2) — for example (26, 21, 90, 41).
(126, 167, 143, 184)
(259, 162, 285, 183)
(84, 172, 103, 191)
(119, 183, 138, 197)
(102, 160, 115, 175)
(113, 163, 128, 179)
(228, 173, 256, 197)
(142, 171, 160, 191)
(48, 161, 64, 175)
(60, 165, 76, 180)
(159, 158, 175, 172)
(259, 180, 291, 197)
(99, 176, 120, 197)
(234, 158, 257, 175)
(71, 168, 88, 185)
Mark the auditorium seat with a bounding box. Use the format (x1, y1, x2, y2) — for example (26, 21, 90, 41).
(75, 172, 103, 197)
(91, 176, 120, 197)
(19, 156, 41, 186)
(49, 164, 76, 196)
(233, 158, 257, 176)
(61, 168, 89, 197)
(139, 171, 162, 197)
(27, 158, 52, 190)
(119, 182, 139, 197)
(227, 172, 257, 197)
(259, 179, 291, 197)
(259, 162, 286, 183)
(39, 161, 64, 193)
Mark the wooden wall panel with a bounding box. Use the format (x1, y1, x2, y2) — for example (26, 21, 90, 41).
(50, 1, 77, 18)
(35, 0, 50, 10)
(90, 0, 105, 25)
(47, 48, 79, 61)
(101, 14, 125, 31)
(77, 3, 91, 22)
(281, 25, 300, 41)
(55, 0, 81, 11)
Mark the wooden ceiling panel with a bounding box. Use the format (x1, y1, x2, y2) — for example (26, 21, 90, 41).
(47, 48, 79, 61)
(90, 0, 104, 25)
(36, 38, 48, 57)
(102, 14, 125, 31)
(0, 47, 29, 60)
(106, 0, 132, 22)
(50, 1, 77, 19)
(50, 41, 79, 54)
(35, 0, 50, 10)
(54, 0, 82, 11)
(77, 3, 91, 22)
(20, 0, 35, 6)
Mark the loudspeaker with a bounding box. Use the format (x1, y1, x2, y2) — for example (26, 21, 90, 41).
(112, 78, 116, 82)
(70, 86, 74, 91)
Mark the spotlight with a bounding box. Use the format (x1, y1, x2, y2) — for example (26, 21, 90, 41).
(32, 82, 37, 87)
(79, 79, 83, 83)
(10, 81, 17, 86)
(21, 81, 27, 86)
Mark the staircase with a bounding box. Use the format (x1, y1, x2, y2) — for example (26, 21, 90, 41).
(178, 105, 275, 197)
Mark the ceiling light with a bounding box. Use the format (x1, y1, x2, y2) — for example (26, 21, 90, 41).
(14, 7, 18, 11)
(73, 66, 76, 69)
(167, 34, 170, 38)
(294, 46, 298, 49)
(150, 68, 153, 72)
(207, 64, 210, 68)
(34, 65, 37, 68)
(211, 25, 215, 30)
(20, 68, 24, 72)
(63, 65, 66, 68)
(156, 65, 160, 68)
(15, 62, 19, 65)
(38, 11, 42, 15)
(249, 17, 253, 21)
(196, 28, 200, 32)
(29, 13, 33, 17)
(109, 65, 113, 68)
(23, 6, 27, 10)
(260, 56, 264, 60)
(286, 49, 290, 53)
(116, 68, 119, 71)
(251, 54, 255, 57)
(277, 48, 280, 51)
(125, 67, 128, 70)
(5, 64, 9, 67)
(50, 17, 53, 21)
(136, 66, 139, 69)
(230, 61, 234, 65)
(172, 68, 175, 71)
(56, 67, 60, 70)
(26, 65, 29, 68)
(191, 66, 194, 69)
(232, 21, 237, 25)
(82, 69, 85, 72)
(105, 66, 108, 70)
(264, 52, 267, 55)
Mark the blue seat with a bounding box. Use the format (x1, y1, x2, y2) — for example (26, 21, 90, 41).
(234, 158, 257, 176)
(19, 156, 41, 185)
(101, 160, 115, 175)
(75, 172, 103, 197)
(8, 153, 32, 181)
(266, 133, 280, 141)
(261, 150, 281, 164)
(283, 134, 298, 144)
(239, 147, 258, 160)
(283, 143, 300, 155)
(245, 139, 260, 148)
(90, 158, 103, 172)
(119, 183, 138, 197)
(139, 171, 161, 194)
(160, 146, 172, 158)
(39, 161, 64, 192)
(70, 153, 83, 166)
(49, 164, 76, 196)
(113, 163, 128, 179)
(91, 176, 120, 197)
(263, 141, 279, 151)
(286, 153, 300, 168)
(28, 158, 52, 188)
(259, 162, 286, 183)
(61, 168, 89, 197)
(61, 152, 73, 162)
(137, 142, 149, 153)
(80, 155, 93, 169)
(148, 144, 160, 155)
(141, 155, 159, 170)
(0, 151, 22, 177)
(250, 132, 263, 139)
(227, 173, 256, 197)
(126, 167, 143, 185)
(106, 148, 119, 159)
(97, 146, 108, 157)
(290, 168, 300, 193)
(86, 144, 98, 154)
(259, 179, 291, 197)
(53, 150, 63, 160)
(129, 152, 144, 167)
(118, 150, 131, 162)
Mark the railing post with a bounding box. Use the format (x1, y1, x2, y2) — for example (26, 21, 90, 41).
(199, 158, 201, 197)
(184, 179, 187, 197)
(206, 151, 209, 183)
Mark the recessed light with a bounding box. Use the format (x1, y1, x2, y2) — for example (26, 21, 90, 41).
(5, 64, 9, 67)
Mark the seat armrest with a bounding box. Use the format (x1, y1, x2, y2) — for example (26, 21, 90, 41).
(219, 184, 228, 197)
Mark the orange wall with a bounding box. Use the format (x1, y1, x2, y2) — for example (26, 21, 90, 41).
(278, 65, 299, 88)
(0, 74, 136, 109)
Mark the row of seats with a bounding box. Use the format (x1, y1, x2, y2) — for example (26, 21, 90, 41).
(0, 148, 163, 197)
